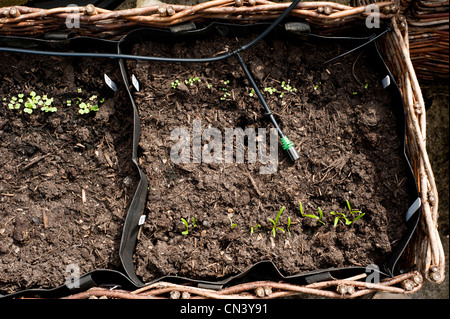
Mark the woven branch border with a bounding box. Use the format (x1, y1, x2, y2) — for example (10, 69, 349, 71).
(59, 271, 423, 299)
(378, 16, 444, 284)
(0, 0, 399, 37)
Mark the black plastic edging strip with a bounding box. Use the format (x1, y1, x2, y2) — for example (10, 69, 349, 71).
(371, 40, 422, 277)
(117, 45, 149, 288)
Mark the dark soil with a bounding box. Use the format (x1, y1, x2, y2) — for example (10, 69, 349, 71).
(0, 53, 136, 294)
(126, 31, 414, 283)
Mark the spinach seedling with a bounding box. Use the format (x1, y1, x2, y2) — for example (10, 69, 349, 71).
(299, 201, 325, 225)
(250, 224, 261, 235)
(228, 215, 237, 230)
(330, 201, 365, 227)
(181, 218, 189, 235)
(287, 216, 292, 236)
(268, 206, 286, 237)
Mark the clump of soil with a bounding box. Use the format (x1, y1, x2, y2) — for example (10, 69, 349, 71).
(127, 31, 414, 283)
(0, 53, 136, 294)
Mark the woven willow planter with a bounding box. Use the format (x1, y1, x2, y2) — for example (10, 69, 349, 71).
(0, 0, 445, 299)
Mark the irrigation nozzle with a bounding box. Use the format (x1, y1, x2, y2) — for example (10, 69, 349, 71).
(281, 136, 300, 162)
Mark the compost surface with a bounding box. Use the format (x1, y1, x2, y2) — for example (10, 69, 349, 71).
(126, 32, 414, 283)
(0, 53, 136, 294)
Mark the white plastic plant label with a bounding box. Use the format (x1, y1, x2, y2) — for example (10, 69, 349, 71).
(132, 74, 140, 92)
(138, 214, 146, 226)
(104, 74, 118, 92)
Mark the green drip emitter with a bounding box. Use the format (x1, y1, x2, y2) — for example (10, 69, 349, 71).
(281, 135, 300, 162)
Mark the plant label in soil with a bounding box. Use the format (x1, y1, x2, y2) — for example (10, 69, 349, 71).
(132, 74, 140, 92)
(382, 75, 391, 89)
(104, 73, 118, 92)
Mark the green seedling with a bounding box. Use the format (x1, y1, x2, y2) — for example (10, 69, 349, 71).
(171, 80, 180, 89)
(268, 206, 286, 237)
(181, 218, 189, 235)
(185, 76, 201, 86)
(7, 92, 57, 113)
(192, 217, 197, 228)
(330, 201, 365, 227)
(330, 211, 352, 227)
(249, 88, 256, 97)
(228, 216, 237, 230)
(346, 200, 365, 223)
(26, 92, 56, 114)
(40, 95, 56, 113)
(287, 217, 292, 236)
(78, 101, 99, 114)
(299, 201, 325, 225)
(280, 80, 297, 98)
(220, 91, 231, 101)
(78, 95, 101, 114)
(250, 224, 261, 235)
(219, 80, 231, 100)
(263, 87, 277, 95)
(313, 81, 322, 91)
(7, 94, 22, 110)
(364, 83, 369, 89)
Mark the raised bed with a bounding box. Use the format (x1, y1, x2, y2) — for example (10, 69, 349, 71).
(0, 0, 444, 299)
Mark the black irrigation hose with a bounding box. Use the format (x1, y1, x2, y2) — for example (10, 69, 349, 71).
(236, 52, 300, 160)
(323, 27, 391, 64)
(0, 0, 303, 161)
